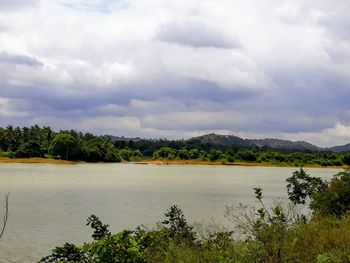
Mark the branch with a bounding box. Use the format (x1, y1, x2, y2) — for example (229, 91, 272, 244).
(0, 193, 10, 239)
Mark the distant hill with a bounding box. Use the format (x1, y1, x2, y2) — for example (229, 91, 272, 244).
(187, 133, 255, 147)
(189, 134, 326, 152)
(249, 138, 322, 152)
(328, 143, 350, 153)
(109, 135, 143, 142)
(110, 132, 350, 153)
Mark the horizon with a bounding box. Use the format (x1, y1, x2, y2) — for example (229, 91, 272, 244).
(110, 131, 349, 148)
(3, 124, 349, 148)
(0, 1, 350, 147)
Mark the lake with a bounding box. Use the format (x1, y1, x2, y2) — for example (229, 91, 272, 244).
(0, 163, 340, 262)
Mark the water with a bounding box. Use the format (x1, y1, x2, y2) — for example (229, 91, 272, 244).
(0, 163, 340, 262)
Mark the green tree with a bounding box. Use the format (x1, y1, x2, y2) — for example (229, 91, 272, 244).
(343, 154, 350, 166)
(236, 150, 257, 162)
(286, 168, 350, 217)
(153, 147, 176, 160)
(82, 138, 105, 162)
(311, 169, 350, 216)
(119, 147, 133, 161)
(162, 205, 196, 245)
(15, 140, 44, 158)
(208, 149, 223, 161)
(177, 149, 190, 160)
(132, 149, 143, 161)
(48, 134, 81, 160)
(188, 148, 200, 159)
(286, 168, 325, 205)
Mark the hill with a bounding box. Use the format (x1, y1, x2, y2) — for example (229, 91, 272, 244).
(249, 138, 322, 152)
(187, 133, 255, 147)
(111, 132, 349, 153)
(328, 143, 350, 153)
(188, 133, 322, 152)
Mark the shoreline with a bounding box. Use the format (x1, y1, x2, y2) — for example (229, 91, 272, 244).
(135, 160, 345, 169)
(0, 157, 77, 164)
(0, 157, 346, 169)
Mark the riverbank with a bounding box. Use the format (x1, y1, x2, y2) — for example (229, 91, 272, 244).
(0, 157, 346, 168)
(0, 157, 77, 164)
(136, 159, 346, 169)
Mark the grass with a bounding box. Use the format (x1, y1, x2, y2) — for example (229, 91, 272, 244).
(0, 154, 345, 168)
(0, 157, 77, 164)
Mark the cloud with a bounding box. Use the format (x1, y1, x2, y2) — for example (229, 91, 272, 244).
(0, 0, 38, 11)
(61, 0, 129, 13)
(156, 20, 241, 49)
(0, 0, 349, 146)
(0, 51, 43, 67)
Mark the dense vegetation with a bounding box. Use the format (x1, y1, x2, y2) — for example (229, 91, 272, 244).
(0, 125, 141, 162)
(41, 168, 350, 262)
(1, 125, 350, 166)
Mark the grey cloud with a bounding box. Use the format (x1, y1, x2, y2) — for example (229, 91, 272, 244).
(0, 0, 349, 146)
(0, 51, 43, 67)
(321, 16, 350, 41)
(156, 20, 241, 49)
(0, 0, 38, 11)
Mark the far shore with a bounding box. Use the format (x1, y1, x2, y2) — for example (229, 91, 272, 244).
(135, 160, 346, 169)
(0, 157, 77, 164)
(0, 156, 345, 169)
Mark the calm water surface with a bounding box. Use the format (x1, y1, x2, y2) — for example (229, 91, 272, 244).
(0, 163, 340, 262)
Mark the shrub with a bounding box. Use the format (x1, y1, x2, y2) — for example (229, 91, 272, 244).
(311, 169, 350, 216)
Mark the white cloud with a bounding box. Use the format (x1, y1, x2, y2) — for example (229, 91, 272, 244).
(282, 123, 350, 147)
(0, 98, 30, 117)
(0, 0, 349, 146)
(156, 19, 241, 49)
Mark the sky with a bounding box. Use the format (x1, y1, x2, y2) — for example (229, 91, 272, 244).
(0, 0, 349, 147)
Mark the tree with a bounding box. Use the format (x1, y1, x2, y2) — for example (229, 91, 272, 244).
(86, 214, 111, 240)
(177, 149, 190, 160)
(208, 149, 223, 161)
(162, 205, 196, 245)
(132, 149, 143, 161)
(82, 138, 105, 162)
(236, 150, 257, 162)
(153, 147, 176, 160)
(286, 168, 350, 217)
(119, 147, 133, 161)
(15, 140, 44, 158)
(286, 168, 325, 205)
(48, 134, 81, 160)
(343, 154, 350, 166)
(311, 169, 350, 216)
(189, 148, 200, 159)
(104, 148, 122, 162)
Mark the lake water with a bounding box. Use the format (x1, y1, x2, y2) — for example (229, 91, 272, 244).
(0, 163, 340, 262)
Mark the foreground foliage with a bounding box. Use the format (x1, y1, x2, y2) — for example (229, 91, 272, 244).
(41, 169, 350, 263)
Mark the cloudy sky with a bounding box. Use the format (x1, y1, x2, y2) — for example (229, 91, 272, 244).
(0, 0, 349, 146)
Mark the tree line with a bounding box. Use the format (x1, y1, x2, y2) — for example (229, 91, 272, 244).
(0, 125, 141, 162)
(0, 125, 350, 166)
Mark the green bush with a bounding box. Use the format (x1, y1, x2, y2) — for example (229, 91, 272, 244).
(0, 151, 15, 158)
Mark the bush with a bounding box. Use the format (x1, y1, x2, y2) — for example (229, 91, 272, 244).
(0, 151, 15, 158)
(161, 205, 196, 245)
(286, 168, 325, 205)
(311, 169, 350, 216)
